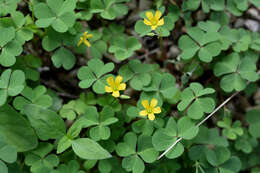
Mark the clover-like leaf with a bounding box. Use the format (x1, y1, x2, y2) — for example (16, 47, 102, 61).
(34, 0, 77, 33)
(90, 0, 129, 20)
(88, 106, 118, 141)
(214, 53, 259, 92)
(192, 126, 228, 147)
(51, 47, 75, 70)
(59, 96, 92, 121)
(25, 143, 59, 173)
(0, 0, 19, 16)
(0, 26, 15, 47)
(119, 60, 154, 90)
(78, 59, 114, 94)
(246, 109, 260, 138)
(152, 117, 198, 159)
(179, 22, 222, 62)
(142, 72, 178, 101)
(0, 132, 17, 164)
(13, 55, 42, 81)
(0, 34, 23, 67)
(116, 132, 158, 173)
(51, 160, 85, 173)
(217, 116, 243, 140)
(108, 35, 141, 60)
(13, 85, 53, 112)
(0, 69, 25, 106)
(234, 132, 258, 154)
(205, 147, 242, 173)
(206, 146, 231, 167)
(177, 82, 215, 119)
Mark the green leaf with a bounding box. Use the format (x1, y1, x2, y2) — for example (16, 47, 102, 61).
(90, 126, 111, 141)
(165, 142, 184, 159)
(23, 104, 66, 140)
(0, 104, 38, 152)
(177, 116, 199, 139)
(214, 53, 240, 76)
(52, 160, 84, 173)
(25, 143, 59, 173)
(152, 117, 198, 159)
(122, 155, 144, 173)
(206, 147, 231, 166)
(137, 135, 158, 163)
(0, 160, 7, 173)
(221, 73, 246, 92)
(78, 59, 114, 93)
(34, 0, 76, 32)
(193, 126, 228, 147)
(0, 26, 15, 47)
(90, 0, 129, 20)
(109, 36, 141, 60)
(187, 97, 215, 119)
(0, 132, 17, 163)
(246, 109, 260, 138)
(57, 135, 72, 154)
(219, 156, 241, 173)
(178, 82, 215, 119)
(90, 40, 107, 59)
(51, 47, 76, 70)
(134, 21, 151, 36)
(0, 0, 20, 16)
(0, 69, 25, 106)
(116, 132, 137, 157)
(178, 35, 199, 60)
(13, 85, 53, 112)
(78, 66, 96, 89)
(179, 25, 222, 62)
(72, 138, 112, 160)
(132, 119, 154, 136)
(11, 11, 25, 28)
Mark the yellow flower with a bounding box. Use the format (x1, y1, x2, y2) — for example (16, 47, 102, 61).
(143, 10, 164, 30)
(77, 31, 93, 47)
(139, 98, 161, 121)
(105, 76, 126, 98)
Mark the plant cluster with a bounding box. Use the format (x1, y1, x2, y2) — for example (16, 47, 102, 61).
(0, 0, 260, 173)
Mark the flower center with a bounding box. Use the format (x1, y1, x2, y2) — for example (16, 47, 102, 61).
(150, 18, 158, 26)
(147, 107, 153, 114)
(113, 85, 119, 91)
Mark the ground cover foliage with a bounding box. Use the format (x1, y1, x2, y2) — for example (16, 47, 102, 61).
(1, 0, 260, 172)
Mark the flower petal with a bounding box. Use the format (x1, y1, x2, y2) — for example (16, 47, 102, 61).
(153, 107, 161, 114)
(106, 76, 114, 87)
(77, 38, 83, 46)
(141, 100, 149, 109)
(119, 83, 126, 91)
(83, 39, 91, 47)
(86, 34, 93, 39)
(145, 11, 154, 21)
(83, 32, 88, 37)
(144, 19, 151, 26)
(151, 25, 157, 30)
(112, 91, 120, 97)
(139, 110, 148, 116)
(105, 86, 113, 93)
(155, 10, 162, 20)
(148, 113, 155, 121)
(115, 75, 123, 85)
(158, 18, 164, 26)
(150, 98, 158, 108)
